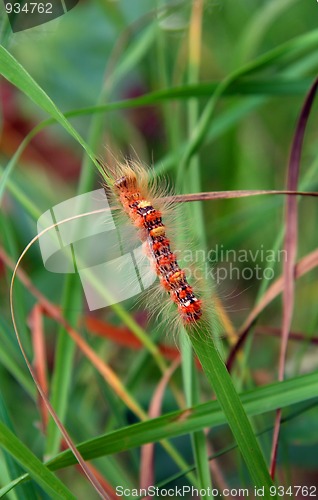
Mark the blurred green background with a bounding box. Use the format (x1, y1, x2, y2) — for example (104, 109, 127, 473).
(1, 0, 318, 498)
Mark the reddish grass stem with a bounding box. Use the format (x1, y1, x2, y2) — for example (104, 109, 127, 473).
(270, 77, 318, 479)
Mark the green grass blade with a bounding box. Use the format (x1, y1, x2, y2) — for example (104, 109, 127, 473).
(190, 333, 274, 492)
(0, 75, 313, 205)
(237, 0, 299, 63)
(45, 20, 161, 459)
(0, 394, 37, 500)
(155, 400, 318, 490)
(44, 281, 81, 458)
(3, 371, 317, 494)
(0, 422, 75, 499)
(0, 474, 28, 499)
(109, 24, 156, 90)
(179, 28, 318, 174)
(0, 324, 35, 400)
(40, 78, 315, 120)
(0, 46, 101, 180)
(48, 370, 318, 467)
(0, 46, 81, 142)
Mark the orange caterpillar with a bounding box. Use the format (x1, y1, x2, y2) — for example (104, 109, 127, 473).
(101, 159, 202, 324)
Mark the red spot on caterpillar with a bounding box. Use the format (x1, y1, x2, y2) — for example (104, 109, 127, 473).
(145, 210, 162, 223)
(152, 239, 169, 252)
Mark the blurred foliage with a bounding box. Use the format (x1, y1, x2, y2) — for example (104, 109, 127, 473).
(1, 0, 318, 497)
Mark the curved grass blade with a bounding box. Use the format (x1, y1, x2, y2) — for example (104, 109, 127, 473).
(2, 370, 318, 495)
(48, 369, 318, 467)
(270, 75, 318, 477)
(0, 45, 102, 191)
(0, 422, 75, 499)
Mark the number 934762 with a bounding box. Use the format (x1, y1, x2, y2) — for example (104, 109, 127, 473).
(5, 2, 53, 14)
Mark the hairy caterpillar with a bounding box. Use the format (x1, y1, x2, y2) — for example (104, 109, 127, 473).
(99, 158, 205, 328)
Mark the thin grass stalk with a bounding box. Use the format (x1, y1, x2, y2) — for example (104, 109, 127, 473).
(182, 0, 213, 493)
(6, 215, 197, 485)
(270, 76, 318, 478)
(177, 28, 318, 182)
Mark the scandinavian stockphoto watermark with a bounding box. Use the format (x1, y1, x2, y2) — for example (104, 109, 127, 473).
(2, 0, 79, 32)
(37, 189, 157, 311)
(37, 190, 286, 311)
(175, 245, 287, 285)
